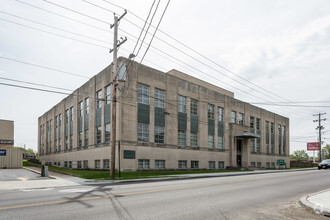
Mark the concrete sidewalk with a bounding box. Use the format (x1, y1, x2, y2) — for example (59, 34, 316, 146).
(300, 189, 330, 217)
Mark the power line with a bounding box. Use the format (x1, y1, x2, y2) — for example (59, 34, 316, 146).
(140, 0, 170, 63)
(0, 82, 70, 95)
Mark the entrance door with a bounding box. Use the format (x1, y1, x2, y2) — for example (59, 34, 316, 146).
(237, 139, 242, 167)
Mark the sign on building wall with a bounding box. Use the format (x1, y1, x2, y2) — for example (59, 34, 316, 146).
(123, 150, 135, 159)
(0, 149, 6, 156)
(0, 140, 13, 144)
(277, 159, 285, 166)
(307, 142, 319, 151)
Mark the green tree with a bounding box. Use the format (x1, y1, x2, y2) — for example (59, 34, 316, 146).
(321, 145, 330, 159)
(291, 150, 309, 160)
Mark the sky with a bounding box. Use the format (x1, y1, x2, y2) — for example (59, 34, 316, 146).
(0, 0, 330, 155)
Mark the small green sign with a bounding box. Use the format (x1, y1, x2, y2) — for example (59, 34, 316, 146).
(277, 159, 285, 166)
(124, 150, 135, 159)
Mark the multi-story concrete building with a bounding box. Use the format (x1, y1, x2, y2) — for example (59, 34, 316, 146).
(38, 57, 289, 170)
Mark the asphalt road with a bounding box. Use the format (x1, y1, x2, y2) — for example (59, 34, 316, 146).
(1, 169, 330, 220)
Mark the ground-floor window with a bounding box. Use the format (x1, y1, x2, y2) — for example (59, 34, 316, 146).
(257, 162, 261, 168)
(209, 161, 215, 169)
(155, 160, 165, 169)
(77, 161, 82, 169)
(95, 160, 100, 169)
(178, 160, 187, 169)
(251, 162, 255, 168)
(218, 161, 224, 169)
(266, 162, 270, 169)
(138, 123, 149, 142)
(178, 130, 186, 146)
(138, 159, 150, 169)
(69, 161, 72, 168)
(250, 140, 255, 152)
(103, 159, 110, 169)
(64, 161, 68, 168)
(83, 160, 88, 169)
(191, 160, 199, 169)
(190, 132, 198, 147)
(208, 135, 214, 148)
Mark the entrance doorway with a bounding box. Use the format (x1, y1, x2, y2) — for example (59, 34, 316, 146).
(236, 139, 242, 167)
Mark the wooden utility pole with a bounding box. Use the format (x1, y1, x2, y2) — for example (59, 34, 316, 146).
(110, 11, 127, 180)
(313, 113, 326, 162)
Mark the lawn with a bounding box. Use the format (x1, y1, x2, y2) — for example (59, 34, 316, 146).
(23, 160, 250, 180)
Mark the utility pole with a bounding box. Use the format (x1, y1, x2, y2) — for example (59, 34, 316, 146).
(313, 113, 326, 162)
(110, 11, 127, 180)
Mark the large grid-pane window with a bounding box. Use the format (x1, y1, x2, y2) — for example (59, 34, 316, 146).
(209, 161, 215, 169)
(105, 85, 111, 105)
(94, 160, 100, 169)
(218, 136, 224, 149)
(271, 122, 275, 154)
(138, 123, 149, 142)
(218, 161, 225, 169)
(96, 90, 102, 109)
(178, 95, 186, 113)
(231, 111, 237, 123)
(155, 160, 165, 169)
(105, 123, 110, 143)
(79, 101, 83, 117)
(218, 107, 224, 122)
(78, 132, 82, 148)
(138, 84, 150, 105)
(155, 89, 165, 108)
(278, 125, 282, 155)
(96, 126, 101, 144)
(178, 129, 186, 146)
(208, 135, 214, 148)
(250, 117, 255, 132)
(85, 98, 89, 114)
(208, 104, 214, 119)
(239, 113, 244, 125)
(190, 99, 198, 115)
(138, 159, 150, 169)
(190, 131, 198, 147)
(155, 125, 165, 144)
(84, 130, 89, 147)
(103, 159, 110, 169)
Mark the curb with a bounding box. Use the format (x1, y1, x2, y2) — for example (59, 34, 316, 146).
(299, 190, 330, 217)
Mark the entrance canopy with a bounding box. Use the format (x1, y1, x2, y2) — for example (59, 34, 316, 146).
(235, 132, 260, 139)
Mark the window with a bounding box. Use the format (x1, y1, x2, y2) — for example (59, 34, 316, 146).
(103, 159, 109, 169)
(190, 99, 198, 115)
(154, 125, 165, 144)
(250, 117, 255, 130)
(239, 113, 244, 125)
(79, 101, 83, 117)
(155, 160, 165, 169)
(218, 161, 225, 169)
(84, 130, 89, 147)
(231, 111, 237, 123)
(70, 107, 74, 123)
(105, 85, 111, 105)
(138, 123, 149, 142)
(218, 107, 224, 122)
(209, 161, 215, 169)
(78, 132, 83, 148)
(257, 162, 261, 168)
(138, 84, 150, 105)
(77, 161, 82, 169)
(65, 109, 69, 125)
(178, 160, 187, 169)
(138, 159, 150, 169)
(190, 132, 198, 147)
(96, 90, 102, 109)
(105, 123, 110, 143)
(85, 98, 89, 114)
(278, 125, 282, 155)
(218, 136, 224, 149)
(65, 137, 68, 150)
(178, 130, 186, 146)
(155, 89, 165, 108)
(69, 161, 72, 168)
(250, 139, 255, 152)
(83, 160, 88, 169)
(208, 135, 214, 148)
(208, 104, 214, 119)
(251, 162, 255, 168)
(256, 118, 260, 130)
(95, 160, 100, 169)
(178, 95, 186, 113)
(69, 136, 72, 150)
(64, 161, 68, 168)
(191, 161, 199, 169)
(266, 162, 270, 169)
(96, 126, 102, 144)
